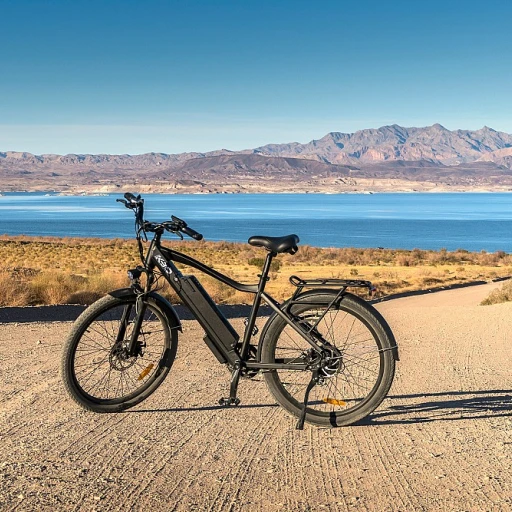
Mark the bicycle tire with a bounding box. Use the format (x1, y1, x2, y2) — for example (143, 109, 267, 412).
(61, 294, 178, 413)
(260, 291, 396, 427)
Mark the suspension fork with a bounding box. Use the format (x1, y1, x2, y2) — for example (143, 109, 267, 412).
(126, 295, 148, 356)
(125, 256, 158, 357)
(116, 303, 133, 345)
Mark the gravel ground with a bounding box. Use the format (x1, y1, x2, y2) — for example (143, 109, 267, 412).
(0, 282, 511, 511)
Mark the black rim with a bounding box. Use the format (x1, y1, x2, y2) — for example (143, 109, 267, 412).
(70, 300, 169, 405)
(270, 302, 385, 418)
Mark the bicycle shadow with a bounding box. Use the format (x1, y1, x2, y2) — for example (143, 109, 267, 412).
(361, 389, 512, 425)
(131, 402, 280, 414)
(129, 389, 511, 424)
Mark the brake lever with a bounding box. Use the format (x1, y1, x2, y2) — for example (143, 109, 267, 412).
(171, 215, 187, 228)
(117, 198, 139, 210)
(163, 222, 184, 239)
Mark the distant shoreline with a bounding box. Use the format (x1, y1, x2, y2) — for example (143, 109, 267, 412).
(2, 188, 512, 195)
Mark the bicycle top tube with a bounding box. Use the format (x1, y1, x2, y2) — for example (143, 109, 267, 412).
(154, 244, 259, 294)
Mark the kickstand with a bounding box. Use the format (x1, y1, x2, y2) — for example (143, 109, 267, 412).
(296, 371, 319, 430)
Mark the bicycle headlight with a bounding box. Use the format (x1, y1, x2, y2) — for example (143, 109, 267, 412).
(127, 268, 142, 280)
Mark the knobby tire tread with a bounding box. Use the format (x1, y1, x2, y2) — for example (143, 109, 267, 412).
(261, 291, 396, 427)
(61, 294, 177, 413)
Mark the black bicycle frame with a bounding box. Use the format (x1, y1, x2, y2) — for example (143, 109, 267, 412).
(144, 233, 332, 372)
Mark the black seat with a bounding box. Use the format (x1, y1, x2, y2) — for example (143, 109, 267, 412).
(248, 234, 300, 254)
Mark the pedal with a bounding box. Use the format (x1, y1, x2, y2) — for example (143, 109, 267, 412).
(218, 397, 241, 407)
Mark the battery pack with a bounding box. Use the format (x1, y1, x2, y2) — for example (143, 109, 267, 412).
(177, 275, 239, 360)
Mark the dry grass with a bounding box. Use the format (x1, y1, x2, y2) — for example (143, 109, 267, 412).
(0, 235, 511, 307)
(481, 279, 512, 305)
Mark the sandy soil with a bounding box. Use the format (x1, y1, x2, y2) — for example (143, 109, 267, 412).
(1, 282, 511, 511)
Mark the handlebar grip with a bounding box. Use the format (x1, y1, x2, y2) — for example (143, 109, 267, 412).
(182, 226, 203, 241)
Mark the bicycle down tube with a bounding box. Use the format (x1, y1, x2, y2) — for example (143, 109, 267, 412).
(149, 244, 324, 370)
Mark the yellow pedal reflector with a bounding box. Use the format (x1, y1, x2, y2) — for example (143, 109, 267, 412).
(137, 364, 154, 380)
(322, 398, 347, 407)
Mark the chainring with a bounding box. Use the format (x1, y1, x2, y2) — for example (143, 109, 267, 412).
(228, 344, 259, 378)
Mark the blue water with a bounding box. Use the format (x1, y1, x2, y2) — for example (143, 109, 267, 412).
(0, 192, 511, 252)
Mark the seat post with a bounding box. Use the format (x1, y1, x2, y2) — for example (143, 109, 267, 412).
(258, 251, 276, 292)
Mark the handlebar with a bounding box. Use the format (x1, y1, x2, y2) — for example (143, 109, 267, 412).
(118, 193, 203, 241)
(171, 215, 203, 240)
(116, 193, 143, 208)
(182, 225, 203, 241)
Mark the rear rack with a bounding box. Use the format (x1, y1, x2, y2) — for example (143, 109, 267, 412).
(286, 275, 376, 332)
(289, 275, 375, 295)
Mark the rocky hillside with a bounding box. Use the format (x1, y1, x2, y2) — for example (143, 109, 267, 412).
(1, 124, 512, 193)
(248, 124, 512, 167)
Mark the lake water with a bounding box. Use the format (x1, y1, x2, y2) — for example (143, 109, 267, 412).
(0, 192, 511, 252)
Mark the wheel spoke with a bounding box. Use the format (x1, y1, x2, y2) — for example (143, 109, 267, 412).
(263, 293, 395, 426)
(66, 299, 171, 405)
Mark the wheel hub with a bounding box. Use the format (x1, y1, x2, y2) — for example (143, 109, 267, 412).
(109, 341, 137, 371)
(318, 348, 343, 379)
(320, 356, 342, 378)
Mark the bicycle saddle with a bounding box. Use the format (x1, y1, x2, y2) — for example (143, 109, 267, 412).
(248, 234, 300, 254)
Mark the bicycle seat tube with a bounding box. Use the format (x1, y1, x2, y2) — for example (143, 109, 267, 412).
(239, 250, 276, 360)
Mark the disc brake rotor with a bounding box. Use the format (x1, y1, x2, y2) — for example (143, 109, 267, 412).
(109, 342, 137, 371)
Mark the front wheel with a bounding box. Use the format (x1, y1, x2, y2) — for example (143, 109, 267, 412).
(61, 294, 178, 413)
(261, 291, 396, 427)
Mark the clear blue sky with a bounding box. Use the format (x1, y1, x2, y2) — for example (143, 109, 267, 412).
(1, 0, 511, 154)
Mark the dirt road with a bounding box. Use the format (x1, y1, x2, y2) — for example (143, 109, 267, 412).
(1, 283, 511, 511)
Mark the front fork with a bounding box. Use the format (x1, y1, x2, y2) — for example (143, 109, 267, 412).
(123, 270, 153, 357)
(126, 295, 147, 357)
(115, 303, 132, 346)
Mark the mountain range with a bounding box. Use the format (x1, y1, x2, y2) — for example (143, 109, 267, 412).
(2, 124, 512, 193)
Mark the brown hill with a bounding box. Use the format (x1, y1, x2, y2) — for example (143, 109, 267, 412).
(250, 124, 512, 166)
(1, 124, 512, 193)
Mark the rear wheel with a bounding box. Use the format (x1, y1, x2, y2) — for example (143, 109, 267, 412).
(261, 291, 396, 427)
(62, 294, 178, 412)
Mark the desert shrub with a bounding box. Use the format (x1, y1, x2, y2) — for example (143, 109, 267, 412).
(87, 270, 128, 292)
(421, 277, 444, 286)
(29, 272, 86, 305)
(481, 280, 512, 305)
(396, 254, 411, 267)
(66, 271, 129, 304)
(7, 267, 41, 279)
(2, 236, 512, 306)
(21, 268, 129, 306)
(66, 290, 102, 305)
(199, 275, 235, 304)
(293, 245, 323, 264)
(247, 257, 264, 267)
(247, 257, 281, 272)
(0, 272, 31, 306)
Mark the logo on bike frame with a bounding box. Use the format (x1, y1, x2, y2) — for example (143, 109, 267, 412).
(155, 255, 173, 275)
